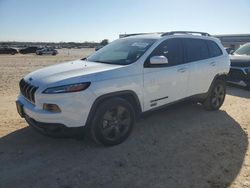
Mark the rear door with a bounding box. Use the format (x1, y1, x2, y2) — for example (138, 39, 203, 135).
(183, 38, 216, 96)
(143, 38, 189, 111)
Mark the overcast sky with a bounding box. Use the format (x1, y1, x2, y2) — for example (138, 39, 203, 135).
(0, 0, 250, 42)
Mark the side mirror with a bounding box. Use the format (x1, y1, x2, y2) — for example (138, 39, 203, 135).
(229, 50, 235, 55)
(150, 56, 168, 65)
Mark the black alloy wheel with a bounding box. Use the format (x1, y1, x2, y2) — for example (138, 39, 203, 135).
(89, 98, 135, 146)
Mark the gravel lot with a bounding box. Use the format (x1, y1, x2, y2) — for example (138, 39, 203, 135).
(0, 49, 249, 188)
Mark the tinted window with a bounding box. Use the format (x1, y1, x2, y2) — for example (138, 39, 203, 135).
(147, 38, 183, 67)
(184, 39, 209, 62)
(207, 40, 223, 57)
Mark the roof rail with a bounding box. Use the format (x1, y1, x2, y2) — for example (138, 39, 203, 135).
(161, 31, 211, 37)
(120, 32, 164, 38)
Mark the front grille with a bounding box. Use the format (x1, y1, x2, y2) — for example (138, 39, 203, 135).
(19, 79, 38, 103)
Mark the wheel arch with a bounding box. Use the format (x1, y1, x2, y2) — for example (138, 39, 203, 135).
(214, 74, 227, 81)
(207, 73, 227, 95)
(86, 90, 142, 125)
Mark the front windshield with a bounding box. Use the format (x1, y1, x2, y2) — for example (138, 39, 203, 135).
(87, 38, 157, 65)
(234, 43, 250, 55)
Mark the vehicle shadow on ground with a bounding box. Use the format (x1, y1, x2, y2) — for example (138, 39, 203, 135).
(227, 85, 250, 99)
(0, 103, 248, 188)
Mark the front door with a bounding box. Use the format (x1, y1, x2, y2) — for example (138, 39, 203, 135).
(143, 38, 189, 111)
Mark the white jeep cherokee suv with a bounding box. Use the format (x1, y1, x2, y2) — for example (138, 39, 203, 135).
(16, 31, 230, 146)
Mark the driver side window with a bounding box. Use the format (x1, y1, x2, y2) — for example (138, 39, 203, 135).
(145, 38, 184, 67)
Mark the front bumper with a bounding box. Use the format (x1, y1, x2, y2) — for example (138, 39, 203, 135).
(227, 67, 250, 86)
(25, 114, 84, 137)
(16, 89, 95, 128)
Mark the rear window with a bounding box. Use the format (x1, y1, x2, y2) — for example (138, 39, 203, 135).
(207, 40, 223, 57)
(184, 39, 210, 62)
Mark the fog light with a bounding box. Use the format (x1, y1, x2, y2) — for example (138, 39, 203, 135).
(43, 103, 61, 113)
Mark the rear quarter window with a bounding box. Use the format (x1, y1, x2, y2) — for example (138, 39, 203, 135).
(207, 40, 223, 57)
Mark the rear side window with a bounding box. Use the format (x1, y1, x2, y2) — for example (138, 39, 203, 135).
(184, 39, 210, 62)
(207, 40, 223, 57)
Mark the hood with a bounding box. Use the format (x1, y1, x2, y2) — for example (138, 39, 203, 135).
(230, 55, 250, 67)
(24, 60, 123, 86)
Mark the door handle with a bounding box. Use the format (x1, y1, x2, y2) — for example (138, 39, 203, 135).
(177, 68, 187, 73)
(210, 62, 216, 66)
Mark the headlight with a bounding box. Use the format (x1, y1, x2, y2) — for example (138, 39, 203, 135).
(43, 82, 90, 94)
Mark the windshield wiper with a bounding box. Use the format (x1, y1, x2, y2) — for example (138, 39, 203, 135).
(91, 60, 113, 64)
(81, 58, 123, 65)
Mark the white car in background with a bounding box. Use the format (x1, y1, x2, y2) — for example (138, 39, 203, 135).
(16, 31, 230, 146)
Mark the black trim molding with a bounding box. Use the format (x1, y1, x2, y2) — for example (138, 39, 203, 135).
(150, 96, 169, 103)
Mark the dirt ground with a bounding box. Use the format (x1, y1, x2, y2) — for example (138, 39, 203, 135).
(0, 49, 249, 188)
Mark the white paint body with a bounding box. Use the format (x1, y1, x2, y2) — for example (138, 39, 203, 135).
(17, 34, 230, 127)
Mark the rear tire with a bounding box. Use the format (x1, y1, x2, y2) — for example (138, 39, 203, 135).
(88, 98, 135, 146)
(203, 80, 226, 111)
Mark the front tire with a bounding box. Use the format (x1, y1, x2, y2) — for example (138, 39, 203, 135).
(89, 98, 135, 146)
(203, 80, 226, 111)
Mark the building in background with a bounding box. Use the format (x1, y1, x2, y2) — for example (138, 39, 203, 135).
(214, 34, 250, 50)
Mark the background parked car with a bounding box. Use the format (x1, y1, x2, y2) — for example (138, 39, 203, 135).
(36, 47, 58, 55)
(95, 45, 104, 51)
(95, 39, 109, 51)
(19, 47, 42, 54)
(0, 47, 18, 55)
(225, 47, 234, 54)
(228, 43, 250, 90)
